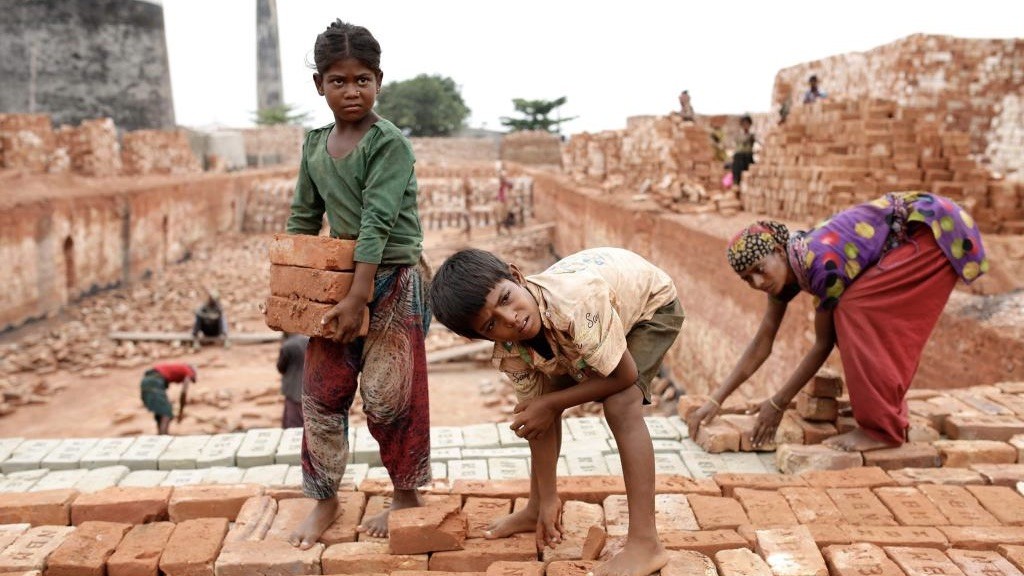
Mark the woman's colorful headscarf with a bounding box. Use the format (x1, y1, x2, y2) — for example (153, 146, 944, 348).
(726, 220, 790, 274)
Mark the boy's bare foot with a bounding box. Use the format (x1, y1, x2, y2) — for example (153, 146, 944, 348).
(288, 497, 339, 550)
(483, 508, 538, 539)
(589, 539, 668, 576)
(823, 428, 898, 452)
(357, 488, 423, 538)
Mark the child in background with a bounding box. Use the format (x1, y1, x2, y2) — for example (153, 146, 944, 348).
(139, 361, 196, 435)
(430, 247, 684, 576)
(285, 19, 431, 549)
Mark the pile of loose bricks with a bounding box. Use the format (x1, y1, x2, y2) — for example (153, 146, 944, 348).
(740, 98, 1023, 233)
(0, 459, 1022, 574)
(265, 235, 369, 338)
(562, 115, 720, 200)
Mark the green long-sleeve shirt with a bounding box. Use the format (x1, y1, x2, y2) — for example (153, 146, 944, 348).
(286, 119, 424, 265)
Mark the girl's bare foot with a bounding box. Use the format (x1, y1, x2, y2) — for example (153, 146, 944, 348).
(589, 538, 668, 576)
(483, 507, 538, 539)
(288, 497, 339, 550)
(357, 488, 423, 538)
(823, 428, 898, 452)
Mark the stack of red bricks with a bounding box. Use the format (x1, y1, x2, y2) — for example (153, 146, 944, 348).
(562, 115, 720, 203)
(772, 35, 1024, 169)
(121, 129, 203, 176)
(500, 131, 564, 167)
(0, 113, 53, 172)
(264, 234, 369, 338)
(240, 125, 304, 169)
(741, 97, 1023, 233)
(53, 118, 123, 177)
(242, 178, 298, 233)
(0, 467, 1022, 574)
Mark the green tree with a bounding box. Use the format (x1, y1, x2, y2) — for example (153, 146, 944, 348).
(500, 97, 577, 133)
(375, 74, 471, 137)
(253, 103, 312, 127)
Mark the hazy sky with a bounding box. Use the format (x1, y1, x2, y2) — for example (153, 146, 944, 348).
(162, 0, 1024, 135)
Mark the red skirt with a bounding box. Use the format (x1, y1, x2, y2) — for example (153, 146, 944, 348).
(833, 225, 958, 445)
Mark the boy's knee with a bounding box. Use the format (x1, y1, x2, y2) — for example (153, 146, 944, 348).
(602, 386, 643, 421)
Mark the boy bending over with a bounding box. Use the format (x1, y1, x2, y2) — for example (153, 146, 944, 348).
(430, 247, 684, 576)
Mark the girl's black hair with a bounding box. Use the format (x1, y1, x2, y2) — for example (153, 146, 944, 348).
(313, 19, 382, 75)
(428, 249, 516, 340)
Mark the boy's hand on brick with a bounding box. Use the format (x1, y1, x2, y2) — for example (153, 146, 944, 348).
(535, 497, 563, 552)
(321, 295, 365, 344)
(511, 397, 557, 440)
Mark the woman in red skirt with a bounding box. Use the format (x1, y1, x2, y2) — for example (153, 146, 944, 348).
(688, 192, 988, 451)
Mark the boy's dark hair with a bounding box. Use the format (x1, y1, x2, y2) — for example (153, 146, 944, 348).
(740, 114, 753, 124)
(313, 19, 382, 76)
(429, 248, 515, 340)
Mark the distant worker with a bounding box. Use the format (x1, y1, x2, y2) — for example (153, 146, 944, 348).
(803, 74, 827, 104)
(277, 332, 310, 428)
(678, 90, 695, 121)
(495, 166, 515, 234)
(192, 289, 229, 349)
(140, 361, 196, 435)
(461, 176, 474, 238)
(731, 114, 756, 188)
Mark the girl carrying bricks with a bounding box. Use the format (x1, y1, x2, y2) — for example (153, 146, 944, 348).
(688, 192, 987, 452)
(285, 20, 431, 548)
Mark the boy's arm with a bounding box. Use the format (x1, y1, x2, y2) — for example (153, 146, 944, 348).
(321, 261, 376, 343)
(511, 351, 638, 441)
(527, 422, 563, 550)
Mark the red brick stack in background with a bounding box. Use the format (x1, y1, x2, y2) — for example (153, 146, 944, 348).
(264, 234, 369, 337)
(121, 129, 202, 176)
(562, 115, 720, 208)
(740, 98, 1023, 233)
(0, 113, 54, 172)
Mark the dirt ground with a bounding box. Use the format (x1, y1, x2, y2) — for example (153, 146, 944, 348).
(0, 341, 506, 439)
(0, 226, 542, 440)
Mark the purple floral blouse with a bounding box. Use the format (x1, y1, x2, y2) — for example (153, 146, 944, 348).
(786, 192, 988, 310)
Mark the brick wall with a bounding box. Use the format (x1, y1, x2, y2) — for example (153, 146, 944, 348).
(500, 130, 563, 167)
(411, 136, 500, 164)
(0, 168, 293, 330)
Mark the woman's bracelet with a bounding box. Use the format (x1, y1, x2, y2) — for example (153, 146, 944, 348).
(707, 397, 721, 408)
(769, 397, 783, 412)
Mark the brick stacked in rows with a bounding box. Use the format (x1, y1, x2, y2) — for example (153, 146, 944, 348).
(242, 178, 300, 233)
(771, 34, 1024, 178)
(121, 130, 203, 176)
(500, 130, 564, 167)
(0, 113, 202, 177)
(562, 115, 720, 202)
(0, 467, 1021, 574)
(741, 97, 1023, 233)
(264, 233, 369, 337)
